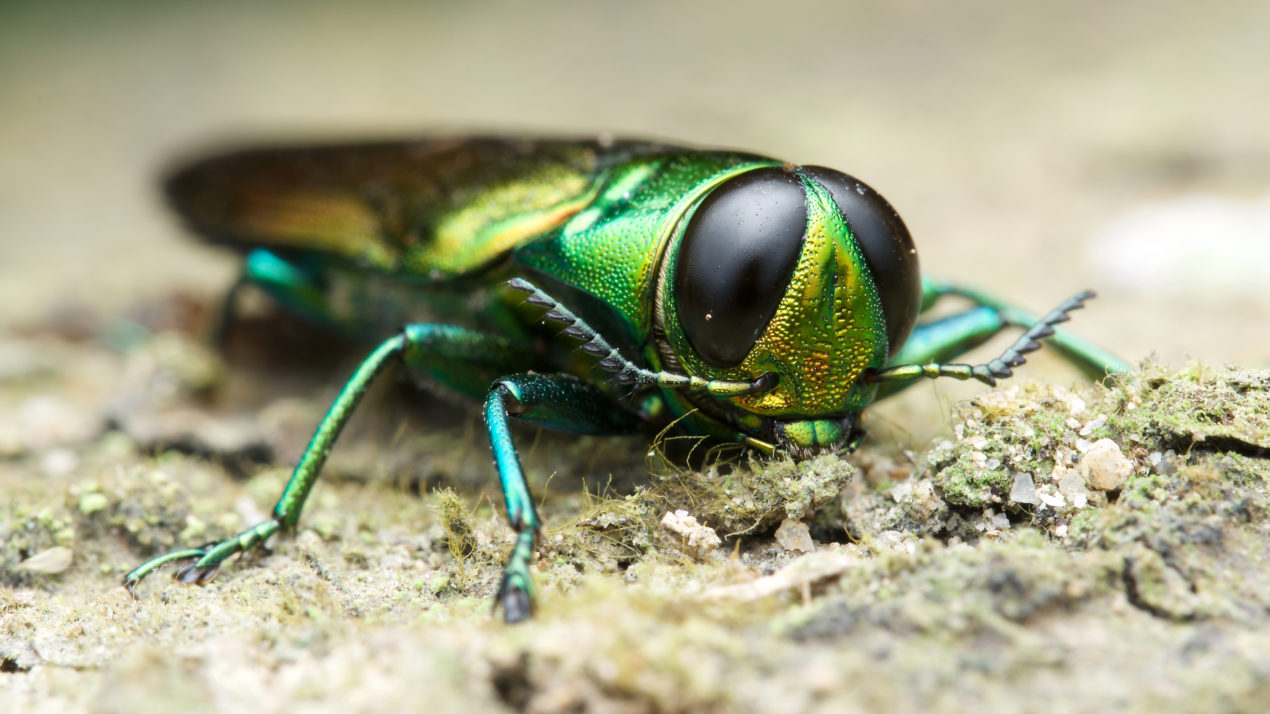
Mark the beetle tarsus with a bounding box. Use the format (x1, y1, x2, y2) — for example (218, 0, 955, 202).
(498, 577, 535, 624)
(868, 289, 1102, 388)
(175, 561, 221, 585)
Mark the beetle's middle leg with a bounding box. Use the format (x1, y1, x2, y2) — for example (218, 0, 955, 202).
(123, 323, 537, 595)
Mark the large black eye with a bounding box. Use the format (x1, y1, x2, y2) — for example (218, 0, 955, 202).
(674, 167, 807, 368)
(799, 167, 920, 356)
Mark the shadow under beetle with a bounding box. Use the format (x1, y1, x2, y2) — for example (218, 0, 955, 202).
(123, 136, 1129, 622)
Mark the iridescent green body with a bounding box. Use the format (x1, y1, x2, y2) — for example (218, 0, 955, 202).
(126, 136, 1129, 621)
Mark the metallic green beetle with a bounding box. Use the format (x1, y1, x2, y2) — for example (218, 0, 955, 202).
(123, 136, 1128, 622)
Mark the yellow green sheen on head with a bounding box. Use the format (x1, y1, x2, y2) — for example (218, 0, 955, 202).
(664, 172, 889, 418)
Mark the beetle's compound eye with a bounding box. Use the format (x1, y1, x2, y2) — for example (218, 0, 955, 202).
(674, 167, 807, 368)
(800, 167, 921, 356)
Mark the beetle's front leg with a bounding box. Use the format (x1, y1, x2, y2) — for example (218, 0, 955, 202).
(903, 278, 1131, 378)
(869, 290, 1111, 389)
(483, 372, 642, 623)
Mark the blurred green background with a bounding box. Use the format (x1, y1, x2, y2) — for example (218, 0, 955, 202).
(3, 0, 1268, 365)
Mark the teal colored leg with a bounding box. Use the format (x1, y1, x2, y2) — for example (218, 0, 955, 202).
(212, 249, 337, 345)
(123, 324, 534, 596)
(401, 324, 536, 400)
(484, 372, 641, 623)
(242, 249, 332, 325)
(917, 278, 1132, 377)
(888, 305, 1006, 368)
(868, 290, 1103, 389)
(207, 250, 323, 347)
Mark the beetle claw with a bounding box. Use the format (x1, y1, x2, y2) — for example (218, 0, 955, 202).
(175, 561, 220, 585)
(498, 577, 534, 624)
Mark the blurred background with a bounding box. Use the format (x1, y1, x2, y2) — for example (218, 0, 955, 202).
(3, 0, 1268, 367)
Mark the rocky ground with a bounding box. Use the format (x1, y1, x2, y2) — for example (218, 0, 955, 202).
(4, 2, 1270, 712)
(2, 300, 1268, 714)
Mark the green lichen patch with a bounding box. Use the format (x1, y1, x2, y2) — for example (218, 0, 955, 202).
(1107, 362, 1270, 452)
(926, 380, 1109, 511)
(923, 365, 1269, 541)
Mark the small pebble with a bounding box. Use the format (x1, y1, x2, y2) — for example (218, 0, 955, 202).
(660, 510, 721, 557)
(1058, 470, 1088, 498)
(1038, 490, 1066, 509)
(774, 519, 816, 553)
(41, 448, 78, 477)
(1079, 415, 1108, 436)
(1009, 472, 1039, 505)
(16, 546, 73, 574)
(1080, 439, 1134, 491)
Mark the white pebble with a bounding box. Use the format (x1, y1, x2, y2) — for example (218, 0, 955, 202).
(660, 510, 721, 556)
(1079, 415, 1107, 436)
(1079, 439, 1134, 491)
(1009, 472, 1039, 505)
(774, 519, 816, 553)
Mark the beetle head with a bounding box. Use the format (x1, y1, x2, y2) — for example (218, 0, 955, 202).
(659, 165, 920, 453)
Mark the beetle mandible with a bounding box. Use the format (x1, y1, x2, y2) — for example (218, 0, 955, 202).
(123, 136, 1129, 622)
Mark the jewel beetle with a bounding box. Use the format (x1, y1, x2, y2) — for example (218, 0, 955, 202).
(123, 136, 1129, 622)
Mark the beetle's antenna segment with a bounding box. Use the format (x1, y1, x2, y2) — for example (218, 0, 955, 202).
(865, 290, 1097, 387)
(507, 278, 775, 397)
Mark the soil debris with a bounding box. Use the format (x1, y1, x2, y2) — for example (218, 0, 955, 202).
(659, 510, 722, 558)
(4, 314, 1269, 713)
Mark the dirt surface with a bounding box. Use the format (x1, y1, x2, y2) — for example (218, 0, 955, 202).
(3, 2, 1270, 713)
